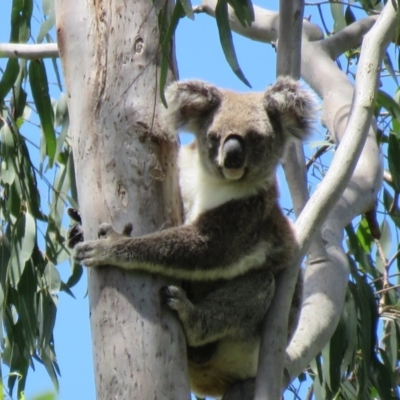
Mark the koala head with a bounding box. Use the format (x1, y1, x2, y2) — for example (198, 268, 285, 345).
(162, 77, 317, 185)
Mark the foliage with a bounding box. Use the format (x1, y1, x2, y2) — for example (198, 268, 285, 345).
(0, 0, 78, 397)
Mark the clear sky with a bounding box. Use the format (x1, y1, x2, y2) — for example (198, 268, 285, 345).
(0, 1, 338, 399)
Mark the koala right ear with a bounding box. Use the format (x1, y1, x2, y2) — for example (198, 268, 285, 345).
(264, 76, 318, 141)
(162, 80, 222, 133)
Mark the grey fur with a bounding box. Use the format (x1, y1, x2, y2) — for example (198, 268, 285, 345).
(74, 76, 317, 398)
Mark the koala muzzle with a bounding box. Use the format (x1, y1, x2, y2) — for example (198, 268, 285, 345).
(222, 136, 245, 169)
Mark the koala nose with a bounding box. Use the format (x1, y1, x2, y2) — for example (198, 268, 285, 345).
(222, 136, 245, 169)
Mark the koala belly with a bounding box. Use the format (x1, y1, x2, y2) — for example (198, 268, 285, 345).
(188, 337, 260, 398)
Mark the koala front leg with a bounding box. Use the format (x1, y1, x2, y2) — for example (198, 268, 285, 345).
(74, 197, 267, 280)
(161, 269, 275, 347)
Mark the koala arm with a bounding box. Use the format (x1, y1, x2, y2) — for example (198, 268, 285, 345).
(74, 194, 281, 281)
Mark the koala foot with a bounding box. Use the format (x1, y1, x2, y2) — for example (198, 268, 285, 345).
(160, 285, 191, 312)
(67, 208, 83, 249)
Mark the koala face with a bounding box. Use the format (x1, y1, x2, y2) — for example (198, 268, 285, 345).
(196, 90, 285, 184)
(162, 77, 316, 186)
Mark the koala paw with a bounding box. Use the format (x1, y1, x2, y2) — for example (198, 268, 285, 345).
(160, 285, 191, 313)
(74, 240, 111, 267)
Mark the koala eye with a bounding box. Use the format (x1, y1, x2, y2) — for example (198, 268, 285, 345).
(247, 130, 265, 145)
(207, 132, 219, 144)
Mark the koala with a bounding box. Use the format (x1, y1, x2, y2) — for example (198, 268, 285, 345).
(73, 76, 316, 398)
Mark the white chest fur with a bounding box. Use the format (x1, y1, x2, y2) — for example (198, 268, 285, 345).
(178, 144, 264, 224)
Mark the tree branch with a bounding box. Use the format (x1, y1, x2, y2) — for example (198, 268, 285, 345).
(0, 43, 59, 59)
(255, 0, 306, 398)
(323, 16, 378, 59)
(287, 0, 396, 382)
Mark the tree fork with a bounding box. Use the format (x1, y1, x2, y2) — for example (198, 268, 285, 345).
(55, 1, 190, 398)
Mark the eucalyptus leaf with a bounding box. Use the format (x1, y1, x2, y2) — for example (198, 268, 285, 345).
(388, 134, 400, 192)
(28, 60, 56, 166)
(215, 0, 251, 87)
(9, 213, 36, 287)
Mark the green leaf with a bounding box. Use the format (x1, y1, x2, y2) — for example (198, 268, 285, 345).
(322, 311, 345, 394)
(178, 0, 194, 19)
(371, 356, 394, 400)
(227, 0, 254, 27)
(388, 134, 400, 192)
(356, 217, 373, 253)
(0, 124, 17, 185)
(28, 60, 56, 166)
(17, 261, 37, 354)
(158, 1, 185, 106)
(0, 59, 19, 103)
(44, 263, 61, 295)
(376, 90, 400, 123)
(37, 16, 55, 44)
(383, 52, 398, 85)
(10, 0, 33, 43)
(32, 393, 56, 400)
(40, 347, 59, 392)
(215, 0, 251, 88)
(38, 291, 57, 350)
(42, 0, 54, 16)
(344, 6, 356, 26)
(9, 213, 36, 286)
(330, 2, 346, 32)
(383, 189, 400, 229)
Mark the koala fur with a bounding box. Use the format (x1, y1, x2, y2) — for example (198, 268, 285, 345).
(73, 76, 316, 398)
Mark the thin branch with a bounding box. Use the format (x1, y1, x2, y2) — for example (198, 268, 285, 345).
(305, 1, 379, 13)
(323, 16, 378, 59)
(255, 0, 306, 397)
(0, 43, 59, 59)
(376, 283, 400, 295)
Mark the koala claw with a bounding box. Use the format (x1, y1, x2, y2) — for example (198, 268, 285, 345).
(98, 223, 115, 239)
(98, 223, 133, 239)
(160, 285, 189, 311)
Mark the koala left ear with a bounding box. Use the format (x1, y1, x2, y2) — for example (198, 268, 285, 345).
(264, 76, 318, 140)
(161, 80, 222, 134)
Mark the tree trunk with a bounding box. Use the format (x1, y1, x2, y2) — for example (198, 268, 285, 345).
(55, 1, 190, 398)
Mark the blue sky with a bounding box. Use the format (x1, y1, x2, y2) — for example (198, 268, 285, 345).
(0, 1, 354, 399)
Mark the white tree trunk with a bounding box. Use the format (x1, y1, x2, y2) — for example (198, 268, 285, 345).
(55, 1, 190, 399)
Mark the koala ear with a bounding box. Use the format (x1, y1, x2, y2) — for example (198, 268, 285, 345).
(264, 77, 318, 140)
(162, 80, 222, 133)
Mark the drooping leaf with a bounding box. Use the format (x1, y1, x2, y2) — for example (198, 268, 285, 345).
(178, 0, 194, 20)
(388, 134, 400, 192)
(28, 59, 56, 166)
(10, 0, 33, 43)
(227, 0, 254, 27)
(383, 188, 400, 229)
(158, 1, 185, 106)
(9, 212, 36, 287)
(376, 91, 400, 125)
(215, 0, 251, 87)
(330, 2, 346, 32)
(0, 59, 19, 103)
(344, 6, 356, 26)
(383, 51, 399, 85)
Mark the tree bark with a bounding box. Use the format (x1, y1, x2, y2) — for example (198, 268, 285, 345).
(55, 1, 190, 399)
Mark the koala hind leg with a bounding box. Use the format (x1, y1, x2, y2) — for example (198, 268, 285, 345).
(161, 269, 275, 347)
